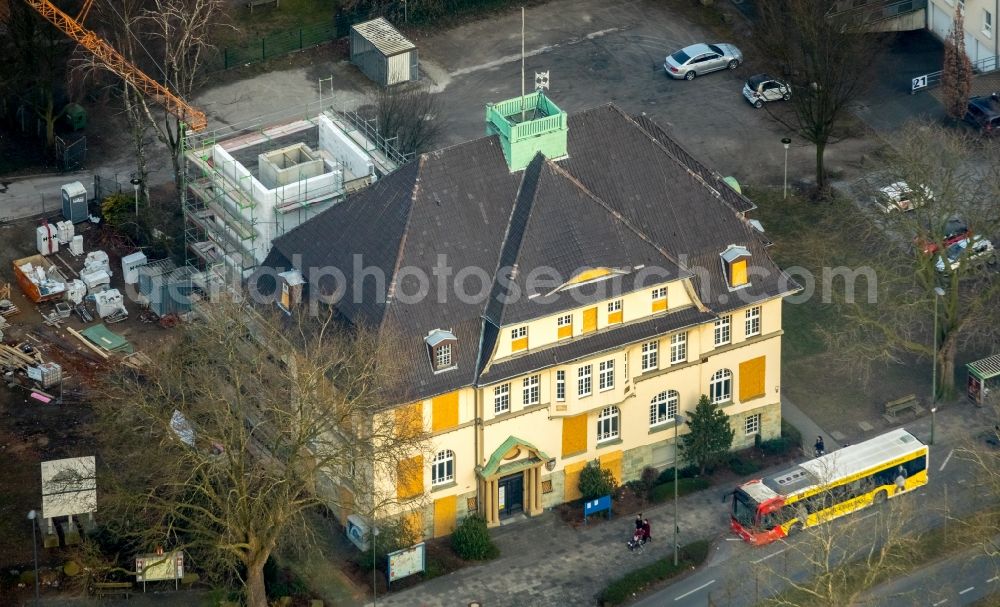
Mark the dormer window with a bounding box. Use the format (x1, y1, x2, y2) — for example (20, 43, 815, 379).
(721, 245, 752, 290)
(424, 329, 458, 373)
(511, 326, 528, 352)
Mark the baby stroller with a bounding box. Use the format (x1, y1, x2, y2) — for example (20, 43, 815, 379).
(627, 525, 651, 553)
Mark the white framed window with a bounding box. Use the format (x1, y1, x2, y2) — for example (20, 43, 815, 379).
(649, 390, 679, 427)
(558, 314, 573, 327)
(555, 370, 566, 401)
(710, 369, 733, 404)
(985, 9, 993, 36)
(745, 413, 761, 436)
(434, 343, 452, 369)
(641, 340, 659, 371)
(745, 306, 761, 338)
(522, 374, 540, 405)
(511, 326, 527, 339)
(598, 359, 615, 391)
(608, 300, 622, 312)
(714, 316, 731, 346)
(652, 286, 667, 300)
(431, 449, 455, 485)
(577, 365, 592, 397)
(597, 406, 620, 442)
(669, 332, 687, 364)
(494, 383, 510, 414)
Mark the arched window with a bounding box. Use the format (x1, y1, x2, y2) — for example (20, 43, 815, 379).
(431, 449, 455, 485)
(650, 390, 680, 426)
(597, 406, 620, 442)
(710, 369, 733, 404)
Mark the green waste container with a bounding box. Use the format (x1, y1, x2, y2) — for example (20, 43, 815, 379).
(64, 103, 87, 131)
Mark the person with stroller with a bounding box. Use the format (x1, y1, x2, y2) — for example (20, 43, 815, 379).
(628, 516, 652, 551)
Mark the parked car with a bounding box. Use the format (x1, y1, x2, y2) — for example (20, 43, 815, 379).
(963, 94, 1000, 135)
(743, 74, 791, 108)
(664, 43, 743, 80)
(914, 217, 970, 255)
(935, 235, 996, 273)
(874, 181, 931, 213)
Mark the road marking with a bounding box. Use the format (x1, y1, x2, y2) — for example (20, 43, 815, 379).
(725, 537, 741, 541)
(674, 580, 715, 601)
(959, 587, 975, 595)
(752, 548, 786, 564)
(856, 511, 878, 522)
(939, 449, 954, 471)
(987, 576, 998, 583)
(932, 600, 948, 606)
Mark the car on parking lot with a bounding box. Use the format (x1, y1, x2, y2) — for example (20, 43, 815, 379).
(935, 235, 996, 273)
(963, 94, 1000, 135)
(742, 74, 791, 108)
(664, 43, 743, 80)
(874, 181, 931, 213)
(914, 217, 970, 255)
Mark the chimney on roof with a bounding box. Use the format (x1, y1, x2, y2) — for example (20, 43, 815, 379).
(485, 91, 568, 172)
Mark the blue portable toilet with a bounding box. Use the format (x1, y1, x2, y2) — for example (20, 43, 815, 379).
(61, 181, 89, 223)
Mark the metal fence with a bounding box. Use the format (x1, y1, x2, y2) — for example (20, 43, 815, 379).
(209, 0, 528, 72)
(911, 55, 1000, 93)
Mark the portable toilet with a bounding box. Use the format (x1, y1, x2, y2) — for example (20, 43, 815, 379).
(121, 251, 148, 285)
(36, 224, 59, 255)
(61, 181, 89, 223)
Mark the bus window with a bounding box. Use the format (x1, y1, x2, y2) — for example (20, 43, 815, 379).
(732, 491, 757, 527)
(904, 455, 926, 477)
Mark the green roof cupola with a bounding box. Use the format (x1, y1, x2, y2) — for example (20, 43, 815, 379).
(486, 91, 568, 172)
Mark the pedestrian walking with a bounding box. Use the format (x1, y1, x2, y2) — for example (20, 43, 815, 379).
(814, 435, 826, 457)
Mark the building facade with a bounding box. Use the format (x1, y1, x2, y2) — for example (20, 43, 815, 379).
(255, 93, 799, 539)
(928, 0, 999, 68)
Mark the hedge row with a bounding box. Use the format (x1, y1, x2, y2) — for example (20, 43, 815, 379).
(599, 540, 711, 606)
(650, 477, 712, 503)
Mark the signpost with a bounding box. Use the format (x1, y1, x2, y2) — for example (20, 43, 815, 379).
(135, 551, 184, 591)
(387, 542, 425, 589)
(583, 495, 612, 523)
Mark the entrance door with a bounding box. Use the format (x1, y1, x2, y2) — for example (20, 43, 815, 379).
(497, 473, 524, 518)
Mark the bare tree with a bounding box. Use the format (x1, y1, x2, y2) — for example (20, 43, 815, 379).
(364, 84, 445, 157)
(96, 299, 429, 607)
(941, 6, 973, 121)
(823, 125, 1000, 396)
(754, 0, 886, 195)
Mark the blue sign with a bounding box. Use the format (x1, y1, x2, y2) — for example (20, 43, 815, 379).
(583, 495, 612, 522)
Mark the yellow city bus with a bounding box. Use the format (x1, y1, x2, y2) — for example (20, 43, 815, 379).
(731, 428, 929, 546)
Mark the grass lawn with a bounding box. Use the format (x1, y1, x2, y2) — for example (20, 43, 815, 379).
(216, 0, 337, 47)
(600, 540, 711, 606)
(747, 187, 931, 436)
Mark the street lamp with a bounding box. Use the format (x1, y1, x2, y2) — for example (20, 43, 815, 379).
(130, 176, 142, 216)
(932, 286, 946, 405)
(27, 510, 39, 606)
(930, 406, 938, 446)
(781, 138, 792, 199)
(673, 413, 686, 566)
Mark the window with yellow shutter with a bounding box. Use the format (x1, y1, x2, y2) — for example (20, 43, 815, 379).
(651, 286, 667, 312)
(721, 245, 752, 289)
(557, 314, 573, 339)
(511, 326, 528, 352)
(607, 299, 623, 324)
(397, 455, 424, 499)
(582, 307, 598, 332)
(561, 414, 588, 457)
(738, 356, 766, 402)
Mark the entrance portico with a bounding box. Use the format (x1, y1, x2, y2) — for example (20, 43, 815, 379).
(477, 436, 549, 527)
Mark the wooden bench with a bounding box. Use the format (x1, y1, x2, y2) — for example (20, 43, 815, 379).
(91, 581, 133, 598)
(883, 394, 922, 420)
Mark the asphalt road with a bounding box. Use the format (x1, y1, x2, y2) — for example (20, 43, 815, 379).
(632, 439, 995, 607)
(862, 544, 999, 606)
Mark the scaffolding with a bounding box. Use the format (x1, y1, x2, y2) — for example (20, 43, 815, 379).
(181, 99, 409, 289)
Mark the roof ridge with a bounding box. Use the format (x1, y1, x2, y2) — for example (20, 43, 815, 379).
(483, 155, 545, 327)
(378, 154, 425, 336)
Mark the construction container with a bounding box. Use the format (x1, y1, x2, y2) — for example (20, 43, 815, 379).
(36, 224, 59, 256)
(350, 18, 418, 86)
(83, 250, 111, 276)
(38, 362, 62, 389)
(13, 255, 67, 303)
(61, 181, 89, 224)
(80, 268, 110, 294)
(121, 251, 148, 285)
(56, 221, 75, 245)
(138, 260, 198, 318)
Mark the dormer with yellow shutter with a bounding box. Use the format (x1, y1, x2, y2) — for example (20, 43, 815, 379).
(721, 244, 752, 290)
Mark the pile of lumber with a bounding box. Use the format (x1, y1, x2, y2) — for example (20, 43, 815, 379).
(0, 343, 43, 371)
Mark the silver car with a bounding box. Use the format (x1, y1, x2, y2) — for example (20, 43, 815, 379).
(664, 43, 743, 80)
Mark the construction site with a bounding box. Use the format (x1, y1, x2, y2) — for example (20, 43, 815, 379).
(181, 105, 407, 285)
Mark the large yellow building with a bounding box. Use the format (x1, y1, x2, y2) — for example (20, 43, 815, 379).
(257, 94, 799, 538)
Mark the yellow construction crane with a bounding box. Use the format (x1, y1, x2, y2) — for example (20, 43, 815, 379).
(13, 0, 208, 131)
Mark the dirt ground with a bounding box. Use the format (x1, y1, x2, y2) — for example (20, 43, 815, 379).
(0, 213, 181, 602)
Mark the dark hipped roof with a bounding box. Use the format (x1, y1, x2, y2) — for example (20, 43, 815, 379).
(256, 104, 798, 404)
